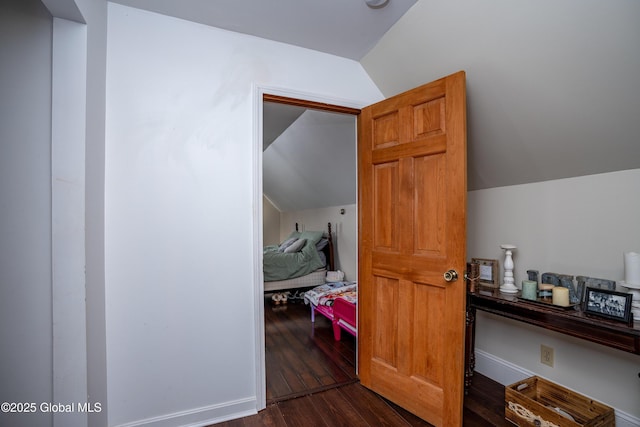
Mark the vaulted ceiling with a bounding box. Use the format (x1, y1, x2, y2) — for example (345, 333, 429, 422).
(263, 106, 357, 212)
(362, 0, 640, 191)
(109, 0, 640, 210)
(109, 0, 417, 60)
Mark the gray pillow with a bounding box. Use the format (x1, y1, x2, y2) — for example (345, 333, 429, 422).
(284, 238, 306, 253)
(278, 237, 298, 252)
(315, 238, 329, 251)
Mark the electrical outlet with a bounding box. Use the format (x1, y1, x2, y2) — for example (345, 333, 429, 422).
(541, 344, 554, 367)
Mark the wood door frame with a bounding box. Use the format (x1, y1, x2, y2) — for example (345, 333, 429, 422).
(253, 85, 366, 410)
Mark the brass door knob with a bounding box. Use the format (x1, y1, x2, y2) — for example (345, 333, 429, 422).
(444, 269, 459, 282)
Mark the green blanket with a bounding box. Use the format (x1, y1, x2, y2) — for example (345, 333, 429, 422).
(263, 232, 326, 282)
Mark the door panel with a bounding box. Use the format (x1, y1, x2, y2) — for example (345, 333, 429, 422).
(358, 71, 467, 426)
(414, 153, 446, 255)
(412, 282, 445, 384)
(372, 276, 399, 367)
(373, 162, 399, 251)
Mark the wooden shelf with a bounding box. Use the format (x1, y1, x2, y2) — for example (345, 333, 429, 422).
(464, 286, 640, 394)
(469, 287, 640, 354)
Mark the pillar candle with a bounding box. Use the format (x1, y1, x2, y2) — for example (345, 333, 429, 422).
(624, 251, 640, 285)
(521, 280, 537, 300)
(552, 287, 570, 306)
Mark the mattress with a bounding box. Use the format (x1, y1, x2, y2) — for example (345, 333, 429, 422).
(264, 268, 327, 292)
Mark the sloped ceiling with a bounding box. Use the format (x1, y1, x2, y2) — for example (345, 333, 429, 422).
(108, 0, 639, 205)
(263, 102, 305, 151)
(263, 108, 357, 212)
(362, 0, 640, 190)
(109, 0, 417, 60)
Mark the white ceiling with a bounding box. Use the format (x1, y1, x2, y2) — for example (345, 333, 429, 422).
(262, 103, 305, 151)
(263, 108, 357, 212)
(361, 0, 640, 191)
(109, 0, 417, 60)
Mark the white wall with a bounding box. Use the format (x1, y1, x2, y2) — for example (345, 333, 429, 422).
(66, 0, 110, 422)
(468, 169, 640, 418)
(105, 4, 382, 426)
(1, 1, 108, 426)
(262, 196, 280, 246)
(51, 15, 89, 427)
(280, 204, 357, 283)
(0, 1, 54, 426)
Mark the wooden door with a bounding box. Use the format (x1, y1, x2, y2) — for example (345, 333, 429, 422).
(358, 71, 467, 426)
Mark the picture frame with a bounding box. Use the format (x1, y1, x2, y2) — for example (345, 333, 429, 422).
(471, 258, 499, 288)
(583, 287, 633, 326)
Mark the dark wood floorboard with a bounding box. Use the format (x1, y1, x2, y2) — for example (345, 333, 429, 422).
(212, 294, 510, 426)
(213, 375, 508, 427)
(264, 295, 358, 403)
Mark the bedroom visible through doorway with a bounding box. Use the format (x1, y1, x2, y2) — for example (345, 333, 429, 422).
(261, 93, 360, 403)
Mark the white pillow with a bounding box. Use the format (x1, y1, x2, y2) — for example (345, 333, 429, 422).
(284, 238, 306, 253)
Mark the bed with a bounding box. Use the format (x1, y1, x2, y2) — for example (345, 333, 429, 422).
(304, 281, 357, 340)
(263, 223, 335, 292)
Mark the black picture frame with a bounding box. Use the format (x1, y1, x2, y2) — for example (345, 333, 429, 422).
(582, 287, 633, 325)
(471, 258, 499, 288)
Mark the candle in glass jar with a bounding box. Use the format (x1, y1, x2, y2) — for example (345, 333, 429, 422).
(552, 287, 570, 306)
(521, 280, 537, 300)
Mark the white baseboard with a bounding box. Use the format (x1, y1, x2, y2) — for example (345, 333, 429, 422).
(474, 349, 640, 427)
(114, 396, 257, 427)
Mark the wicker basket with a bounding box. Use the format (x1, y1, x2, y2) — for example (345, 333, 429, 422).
(505, 376, 615, 427)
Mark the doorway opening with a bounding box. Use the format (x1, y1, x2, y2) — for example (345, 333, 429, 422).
(259, 92, 361, 405)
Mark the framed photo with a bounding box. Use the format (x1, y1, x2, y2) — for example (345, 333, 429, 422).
(471, 258, 499, 288)
(583, 287, 633, 325)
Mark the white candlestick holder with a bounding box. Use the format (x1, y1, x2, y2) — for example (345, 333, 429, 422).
(500, 244, 518, 294)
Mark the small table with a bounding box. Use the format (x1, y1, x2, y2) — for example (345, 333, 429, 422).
(464, 287, 640, 393)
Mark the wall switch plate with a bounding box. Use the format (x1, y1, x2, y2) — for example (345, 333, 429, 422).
(541, 344, 554, 367)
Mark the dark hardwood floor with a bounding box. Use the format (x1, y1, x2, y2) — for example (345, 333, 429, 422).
(212, 294, 509, 426)
(265, 293, 358, 403)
